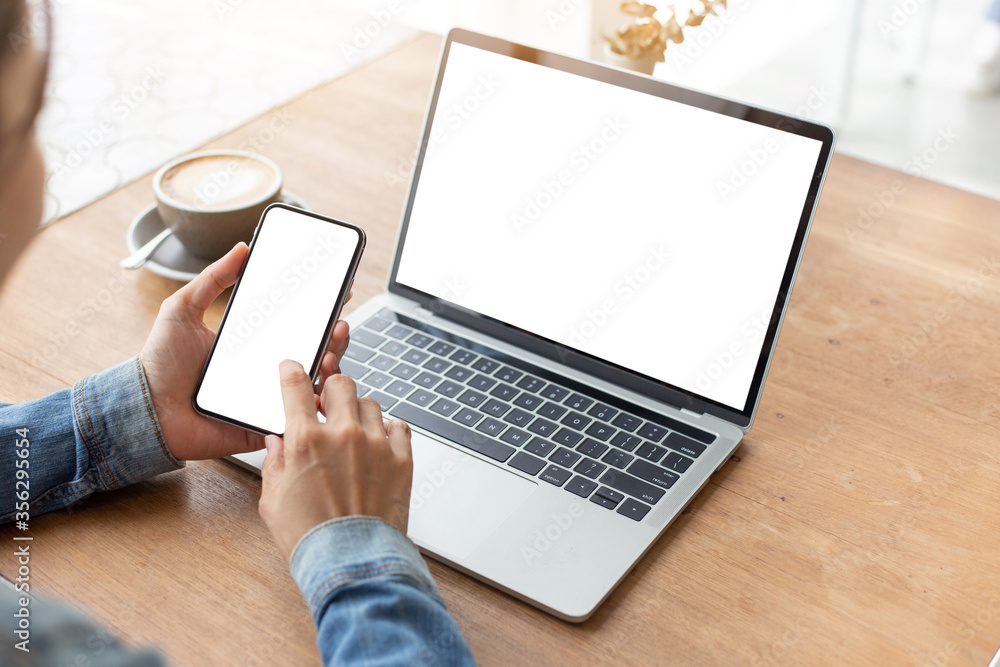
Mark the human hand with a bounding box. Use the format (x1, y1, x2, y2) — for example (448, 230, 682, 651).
(258, 360, 414, 562)
(139, 243, 352, 461)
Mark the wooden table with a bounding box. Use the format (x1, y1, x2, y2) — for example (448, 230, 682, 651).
(2, 32, 999, 666)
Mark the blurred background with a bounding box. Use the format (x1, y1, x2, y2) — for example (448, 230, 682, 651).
(35, 0, 999, 226)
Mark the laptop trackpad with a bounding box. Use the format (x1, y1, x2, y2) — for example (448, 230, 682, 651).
(407, 431, 535, 560)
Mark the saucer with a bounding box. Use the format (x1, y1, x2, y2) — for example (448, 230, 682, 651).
(126, 192, 307, 282)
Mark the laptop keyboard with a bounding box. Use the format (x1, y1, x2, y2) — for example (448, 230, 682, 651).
(340, 309, 717, 523)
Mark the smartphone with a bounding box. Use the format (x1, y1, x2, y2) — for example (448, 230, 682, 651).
(193, 203, 366, 435)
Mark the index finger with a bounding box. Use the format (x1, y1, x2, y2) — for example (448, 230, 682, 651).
(320, 374, 361, 427)
(278, 359, 320, 429)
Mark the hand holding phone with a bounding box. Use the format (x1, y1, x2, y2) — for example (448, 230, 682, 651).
(194, 203, 366, 435)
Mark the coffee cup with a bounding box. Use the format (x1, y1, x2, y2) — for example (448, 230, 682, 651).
(153, 150, 282, 260)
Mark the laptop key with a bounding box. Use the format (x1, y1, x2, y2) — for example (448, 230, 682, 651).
(405, 333, 433, 348)
(636, 442, 667, 463)
(564, 393, 593, 411)
(538, 402, 567, 420)
(499, 428, 531, 447)
(574, 458, 607, 480)
(384, 324, 411, 340)
(525, 437, 556, 458)
(475, 417, 506, 437)
(549, 447, 581, 468)
(599, 469, 665, 505)
(637, 423, 668, 443)
(566, 475, 598, 499)
(449, 349, 477, 365)
(552, 428, 583, 447)
(413, 372, 441, 389)
(585, 422, 614, 441)
(401, 349, 430, 365)
(428, 341, 455, 356)
(472, 358, 500, 374)
(502, 408, 533, 427)
(590, 494, 620, 510)
(480, 399, 510, 418)
(527, 417, 559, 437)
(560, 411, 591, 431)
(430, 398, 460, 417)
(371, 355, 396, 371)
(453, 408, 483, 427)
(385, 381, 414, 398)
(356, 384, 371, 398)
(391, 402, 515, 463)
(366, 391, 397, 412)
(435, 380, 464, 398)
(444, 366, 474, 382)
(540, 384, 569, 402)
(664, 432, 708, 458)
(345, 345, 376, 362)
(363, 316, 391, 332)
(352, 329, 386, 348)
(390, 363, 420, 381)
(611, 413, 642, 432)
(365, 371, 393, 389)
(408, 388, 436, 408)
(587, 403, 618, 421)
(339, 358, 368, 380)
(540, 465, 572, 487)
(576, 438, 608, 459)
(595, 486, 625, 504)
(508, 451, 546, 476)
(617, 498, 652, 522)
(627, 459, 680, 491)
(663, 451, 693, 473)
(515, 375, 544, 393)
(489, 383, 519, 402)
(380, 340, 407, 356)
(457, 389, 488, 408)
(611, 432, 643, 452)
(602, 449, 634, 469)
(423, 358, 451, 374)
(513, 393, 543, 410)
(494, 366, 522, 383)
(467, 373, 497, 391)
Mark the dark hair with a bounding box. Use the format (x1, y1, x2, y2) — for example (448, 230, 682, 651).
(0, 0, 49, 160)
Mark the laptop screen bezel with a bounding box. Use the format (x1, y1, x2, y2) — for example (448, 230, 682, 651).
(387, 28, 835, 430)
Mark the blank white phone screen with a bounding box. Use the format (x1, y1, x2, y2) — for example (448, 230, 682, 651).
(196, 207, 361, 434)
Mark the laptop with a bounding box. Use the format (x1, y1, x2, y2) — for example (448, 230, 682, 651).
(230, 28, 835, 622)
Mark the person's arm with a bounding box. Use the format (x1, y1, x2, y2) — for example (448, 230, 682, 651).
(292, 517, 475, 666)
(0, 356, 183, 523)
(259, 362, 476, 666)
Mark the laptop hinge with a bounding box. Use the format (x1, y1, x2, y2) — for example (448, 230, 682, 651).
(680, 407, 703, 418)
(413, 306, 436, 320)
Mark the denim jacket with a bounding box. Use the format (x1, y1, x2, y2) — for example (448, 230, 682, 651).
(0, 357, 475, 666)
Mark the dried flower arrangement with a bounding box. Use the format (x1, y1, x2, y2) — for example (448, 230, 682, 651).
(603, 1, 729, 63)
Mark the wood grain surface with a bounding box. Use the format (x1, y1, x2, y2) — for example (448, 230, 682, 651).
(1, 32, 999, 666)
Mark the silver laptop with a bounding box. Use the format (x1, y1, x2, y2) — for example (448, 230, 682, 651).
(231, 28, 835, 622)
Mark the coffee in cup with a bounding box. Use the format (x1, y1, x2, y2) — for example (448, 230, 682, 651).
(153, 150, 282, 260)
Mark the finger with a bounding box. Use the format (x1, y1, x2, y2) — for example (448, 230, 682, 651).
(357, 396, 388, 440)
(320, 374, 361, 427)
(384, 418, 413, 463)
(328, 320, 350, 363)
(176, 242, 249, 314)
(259, 435, 286, 488)
(278, 359, 320, 428)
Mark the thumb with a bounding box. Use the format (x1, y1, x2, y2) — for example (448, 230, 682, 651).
(176, 242, 249, 314)
(260, 435, 286, 496)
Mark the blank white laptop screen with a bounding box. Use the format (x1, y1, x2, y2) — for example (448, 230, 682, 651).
(395, 43, 824, 411)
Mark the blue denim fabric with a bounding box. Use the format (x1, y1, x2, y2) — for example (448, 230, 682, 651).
(1, 357, 476, 665)
(0, 356, 183, 522)
(291, 517, 477, 666)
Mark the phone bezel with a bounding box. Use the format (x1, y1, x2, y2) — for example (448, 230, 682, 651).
(192, 202, 366, 436)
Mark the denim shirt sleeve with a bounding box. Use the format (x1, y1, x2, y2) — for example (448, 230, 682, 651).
(290, 516, 477, 666)
(0, 356, 183, 523)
